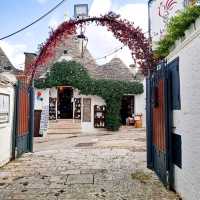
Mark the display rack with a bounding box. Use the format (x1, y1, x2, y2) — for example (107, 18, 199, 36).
(94, 105, 106, 128)
(49, 98, 57, 120)
(74, 98, 81, 119)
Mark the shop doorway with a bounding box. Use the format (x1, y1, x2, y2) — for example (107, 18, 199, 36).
(120, 95, 135, 125)
(57, 86, 73, 119)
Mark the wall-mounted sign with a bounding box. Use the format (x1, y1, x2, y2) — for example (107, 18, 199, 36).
(0, 94, 10, 123)
(150, 0, 185, 46)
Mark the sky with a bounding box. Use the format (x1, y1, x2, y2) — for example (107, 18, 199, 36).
(0, 0, 148, 70)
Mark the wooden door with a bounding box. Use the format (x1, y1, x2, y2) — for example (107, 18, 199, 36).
(152, 79, 168, 185)
(83, 98, 91, 122)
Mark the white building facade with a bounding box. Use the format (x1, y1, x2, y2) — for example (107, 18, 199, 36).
(149, 1, 200, 199)
(0, 73, 16, 167)
(34, 85, 145, 136)
(166, 17, 200, 200)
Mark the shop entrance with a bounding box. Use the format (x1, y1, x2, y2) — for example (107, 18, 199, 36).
(57, 86, 73, 119)
(120, 95, 135, 125)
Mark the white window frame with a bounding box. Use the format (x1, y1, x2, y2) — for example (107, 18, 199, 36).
(0, 93, 10, 124)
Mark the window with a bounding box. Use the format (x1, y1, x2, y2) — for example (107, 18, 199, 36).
(0, 94, 10, 123)
(4, 65, 12, 70)
(63, 50, 68, 55)
(172, 133, 182, 168)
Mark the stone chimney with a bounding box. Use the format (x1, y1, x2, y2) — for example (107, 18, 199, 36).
(129, 64, 137, 75)
(24, 52, 37, 73)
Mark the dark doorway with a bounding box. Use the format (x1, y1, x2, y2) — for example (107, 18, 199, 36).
(58, 86, 73, 119)
(34, 110, 42, 137)
(120, 95, 135, 125)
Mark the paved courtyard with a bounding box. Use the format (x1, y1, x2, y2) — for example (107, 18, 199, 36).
(0, 127, 179, 200)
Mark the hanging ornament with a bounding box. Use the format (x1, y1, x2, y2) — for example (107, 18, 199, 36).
(37, 91, 43, 101)
(37, 91, 42, 97)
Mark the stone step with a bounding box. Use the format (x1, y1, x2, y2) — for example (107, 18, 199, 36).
(47, 129, 81, 134)
(48, 126, 81, 130)
(48, 123, 81, 127)
(47, 119, 81, 135)
(49, 119, 81, 122)
(48, 125, 81, 129)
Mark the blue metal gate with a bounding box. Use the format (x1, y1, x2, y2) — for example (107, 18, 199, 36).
(147, 58, 181, 189)
(12, 76, 34, 158)
(146, 61, 172, 187)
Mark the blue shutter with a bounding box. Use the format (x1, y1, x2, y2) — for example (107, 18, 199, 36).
(168, 58, 181, 110)
(172, 133, 182, 168)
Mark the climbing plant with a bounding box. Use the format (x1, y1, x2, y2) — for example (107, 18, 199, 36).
(35, 61, 143, 131)
(26, 13, 156, 79)
(155, 6, 200, 58)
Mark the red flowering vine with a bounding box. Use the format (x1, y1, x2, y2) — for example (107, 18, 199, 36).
(27, 13, 155, 80)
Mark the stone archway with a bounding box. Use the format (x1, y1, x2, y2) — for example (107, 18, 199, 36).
(26, 13, 155, 79)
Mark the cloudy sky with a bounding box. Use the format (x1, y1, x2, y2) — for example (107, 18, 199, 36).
(0, 0, 148, 69)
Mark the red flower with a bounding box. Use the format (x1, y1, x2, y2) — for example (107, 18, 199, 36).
(27, 14, 155, 80)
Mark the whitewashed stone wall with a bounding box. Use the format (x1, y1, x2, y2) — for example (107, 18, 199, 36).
(167, 17, 200, 200)
(34, 88, 49, 137)
(135, 79, 146, 127)
(0, 75, 16, 166)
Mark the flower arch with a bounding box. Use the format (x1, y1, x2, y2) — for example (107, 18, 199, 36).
(27, 14, 155, 80)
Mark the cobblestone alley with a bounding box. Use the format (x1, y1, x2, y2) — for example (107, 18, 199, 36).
(0, 128, 179, 200)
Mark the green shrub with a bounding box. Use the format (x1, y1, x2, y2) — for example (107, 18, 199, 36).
(155, 6, 200, 59)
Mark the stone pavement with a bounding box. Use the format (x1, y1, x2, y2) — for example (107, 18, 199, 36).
(0, 127, 180, 200)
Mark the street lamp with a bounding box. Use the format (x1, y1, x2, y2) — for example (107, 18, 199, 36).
(74, 4, 89, 58)
(74, 4, 88, 18)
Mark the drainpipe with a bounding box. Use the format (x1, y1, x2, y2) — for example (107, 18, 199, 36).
(146, 0, 155, 169)
(148, 0, 153, 42)
(11, 83, 19, 160)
